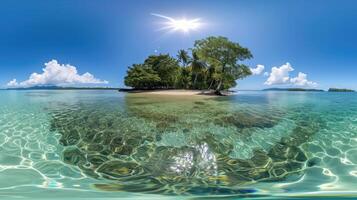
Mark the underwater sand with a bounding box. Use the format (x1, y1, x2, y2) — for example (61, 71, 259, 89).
(0, 90, 356, 199)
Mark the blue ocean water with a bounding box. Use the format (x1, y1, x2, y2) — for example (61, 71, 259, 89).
(0, 90, 356, 199)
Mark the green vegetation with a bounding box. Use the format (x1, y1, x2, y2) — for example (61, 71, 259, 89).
(124, 36, 253, 95)
(328, 88, 355, 92)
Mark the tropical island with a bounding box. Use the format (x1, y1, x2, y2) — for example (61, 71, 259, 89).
(328, 88, 355, 92)
(123, 36, 253, 95)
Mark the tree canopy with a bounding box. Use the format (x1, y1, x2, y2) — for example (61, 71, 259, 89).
(124, 36, 253, 93)
(124, 64, 160, 89)
(193, 36, 253, 93)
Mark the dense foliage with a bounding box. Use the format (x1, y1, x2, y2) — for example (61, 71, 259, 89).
(124, 36, 253, 93)
(328, 88, 355, 92)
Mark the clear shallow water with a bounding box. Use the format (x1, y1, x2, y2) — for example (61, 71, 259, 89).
(0, 90, 356, 199)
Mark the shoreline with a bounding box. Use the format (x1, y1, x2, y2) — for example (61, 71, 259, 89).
(119, 89, 235, 96)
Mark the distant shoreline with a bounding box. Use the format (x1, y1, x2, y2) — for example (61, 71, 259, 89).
(263, 88, 355, 92)
(2, 86, 120, 90)
(263, 88, 325, 92)
(1, 87, 355, 93)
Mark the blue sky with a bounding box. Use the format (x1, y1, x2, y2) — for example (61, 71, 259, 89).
(1, 0, 356, 89)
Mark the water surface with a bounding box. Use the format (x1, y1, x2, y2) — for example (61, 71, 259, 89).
(0, 90, 356, 199)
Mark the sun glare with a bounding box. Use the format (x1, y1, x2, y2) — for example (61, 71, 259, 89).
(151, 13, 202, 33)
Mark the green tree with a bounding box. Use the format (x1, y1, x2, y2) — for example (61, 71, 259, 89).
(177, 66, 192, 89)
(206, 63, 221, 90)
(176, 50, 192, 89)
(144, 54, 180, 88)
(190, 52, 207, 89)
(123, 36, 253, 94)
(177, 49, 191, 67)
(193, 36, 252, 94)
(124, 64, 161, 89)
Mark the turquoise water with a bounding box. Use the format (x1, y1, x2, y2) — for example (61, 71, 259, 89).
(0, 90, 356, 199)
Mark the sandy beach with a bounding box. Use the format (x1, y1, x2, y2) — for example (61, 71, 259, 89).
(137, 89, 207, 95)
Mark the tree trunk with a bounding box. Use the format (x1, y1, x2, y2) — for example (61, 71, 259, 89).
(208, 80, 214, 90)
(193, 73, 198, 89)
(215, 80, 223, 95)
(215, 64, 226, 95)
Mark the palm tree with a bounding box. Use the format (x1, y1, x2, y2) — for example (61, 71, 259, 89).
(177, 49, 191, 67)
(176, 50, 192, 89)
(191, 51, 206, 89)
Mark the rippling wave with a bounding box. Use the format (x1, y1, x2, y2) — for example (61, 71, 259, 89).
(0, 90, 356, 199)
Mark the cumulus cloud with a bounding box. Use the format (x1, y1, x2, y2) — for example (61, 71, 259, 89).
(264, 62, 317, 87)
(264, 62, 294, 85)
(7, 79, 19, 87)
(7, 60, 108, 87)
(290, 72, 317, 87)
(263, 72, 269, 76)
(250, 64, 265, 75)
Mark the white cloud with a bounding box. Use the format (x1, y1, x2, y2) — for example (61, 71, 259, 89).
(264, 62, 317, 87)
(250, 64, 265, 75)
(7, 59, 108, 87)
(290, 72, 317, 87)
(7, 79, 19, 87)
(264, 62, 294, 85)
(263, 72, 269, 76)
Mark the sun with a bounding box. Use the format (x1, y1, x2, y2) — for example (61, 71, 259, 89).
(151, 13, 202, 33)
(167, 18, 201, 33)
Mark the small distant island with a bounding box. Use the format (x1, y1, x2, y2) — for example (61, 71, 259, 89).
(123, 36, 253, 95)
(328, 88, 355, 92)
(263, 88, 324, 92)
